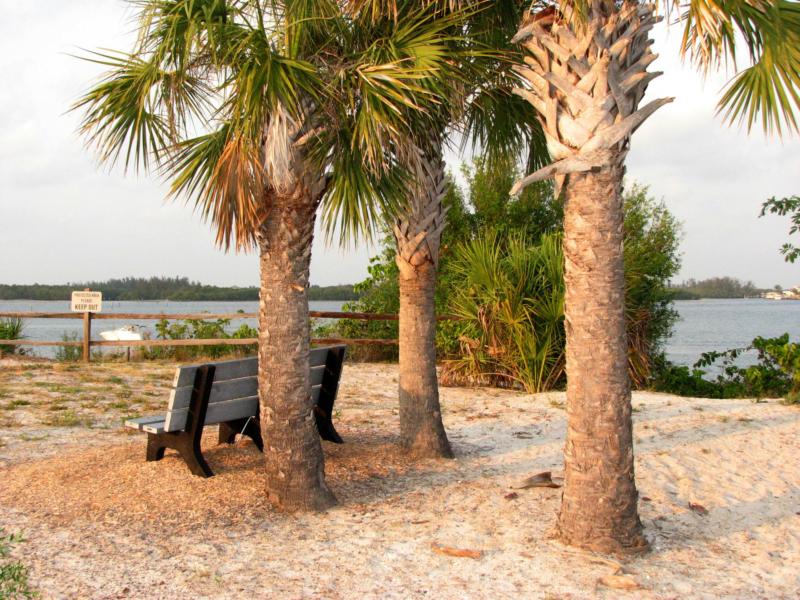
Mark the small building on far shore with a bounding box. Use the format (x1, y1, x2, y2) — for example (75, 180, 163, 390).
(761, 286, 800, 300)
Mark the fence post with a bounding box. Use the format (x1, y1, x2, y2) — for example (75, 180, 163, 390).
(83, 311, 92, 362)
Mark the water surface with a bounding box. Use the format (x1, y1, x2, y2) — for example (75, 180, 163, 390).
(3, 298, 798, 365)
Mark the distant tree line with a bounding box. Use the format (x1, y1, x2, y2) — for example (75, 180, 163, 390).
(0, 277, 358, 302)
(669, 277, 760, 300)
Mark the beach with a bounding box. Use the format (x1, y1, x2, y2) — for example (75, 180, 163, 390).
(0, 358, 798, 599)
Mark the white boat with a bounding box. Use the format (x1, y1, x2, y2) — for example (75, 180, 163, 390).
(99, 325, 143, 342)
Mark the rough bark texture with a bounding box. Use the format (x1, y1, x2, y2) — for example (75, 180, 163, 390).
(511, 2, 671, 552)
(256, 106, 336, 512)
(393, 143, 453, 458)
(556, 164, 647, 553)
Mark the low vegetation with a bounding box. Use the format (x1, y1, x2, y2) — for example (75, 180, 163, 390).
(0, 529, 37, 599)
(322, 159, 681, 392)
(141, 318, 258, 361)
(653, 334, 800, 403)
(0, 318, 25, 357)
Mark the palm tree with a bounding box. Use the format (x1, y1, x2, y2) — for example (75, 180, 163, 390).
(348, 0, 544, 457)
(75, 0, 459, 511)
(510, 0, 800, 552)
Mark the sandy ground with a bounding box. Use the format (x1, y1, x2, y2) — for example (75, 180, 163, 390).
(0, 357, 798, 599)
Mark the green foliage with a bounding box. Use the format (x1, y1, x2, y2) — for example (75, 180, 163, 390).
(623, 185, 682, 385)
(0, 277, 358, 301)
(653, 334, 800, 402)
(321, 156, 561, 361)
(669, 277, 760, 299)
(0, 318, 25, 356)
(55, 332, 82, 362)
(444, 184, 681, 392)
(332, 156, 681, 389)
(74, 0, 479, 251)
(445, 232, 565, 393)
(0, 528, 37, 599)
(316, 245, 400, 361)
(459, 156, 560, 242)
(142, 318, 257, 361)
(760, 195, 800, 263)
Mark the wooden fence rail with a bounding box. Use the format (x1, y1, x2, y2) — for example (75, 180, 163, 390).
(0, 310, 458, 361)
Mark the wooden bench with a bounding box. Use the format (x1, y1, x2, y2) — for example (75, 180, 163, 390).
(125, 345, 346, 477)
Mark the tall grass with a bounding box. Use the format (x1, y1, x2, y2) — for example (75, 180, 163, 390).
(55, 332, 82, 362)
(0, 318, 25, 357)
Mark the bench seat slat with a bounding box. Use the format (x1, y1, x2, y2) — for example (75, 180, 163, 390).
(143, 421, 166, 434)
(125, 415, 166, 431)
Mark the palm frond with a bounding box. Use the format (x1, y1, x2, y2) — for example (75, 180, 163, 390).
(168, 123, 265, 251)
(320, 140, 408, 246)
(673, 0, 800, 135)
(717, 42, 800, 135)
(73, 50, 175, 171)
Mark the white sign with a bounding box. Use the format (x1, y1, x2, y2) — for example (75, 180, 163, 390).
(71, 291, 102, 313)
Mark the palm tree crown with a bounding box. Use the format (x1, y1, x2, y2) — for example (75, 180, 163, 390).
(75, 0, 463, 248)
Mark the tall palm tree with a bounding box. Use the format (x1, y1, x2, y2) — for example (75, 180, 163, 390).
(348, 0, 544, 457)
(510, 0, 800, 552)
(75, 0, 459, 511)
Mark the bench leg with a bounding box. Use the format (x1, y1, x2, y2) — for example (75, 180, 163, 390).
(314, 405, 344, 444)
(218, 421, 238, 445)
(146, 435, 166, 462)
(146, 432, 213, 477)
(219, 418, 264, 452)
(174, 434, 213, 478)
(241, 417, 263, 451)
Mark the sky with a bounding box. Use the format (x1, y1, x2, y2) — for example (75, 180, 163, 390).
(0, 1, 798, 289)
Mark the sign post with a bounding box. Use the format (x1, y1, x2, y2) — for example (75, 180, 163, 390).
(71, 290, 102, 362)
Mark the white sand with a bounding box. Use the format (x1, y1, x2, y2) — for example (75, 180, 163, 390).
(0, 360, 798, 599)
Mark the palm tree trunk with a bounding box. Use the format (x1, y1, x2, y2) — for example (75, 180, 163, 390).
(393, 144, 453, 458)
(257, 179, 336, 512)
(511, 2, 673, 552)
(555, 163, 647, 553)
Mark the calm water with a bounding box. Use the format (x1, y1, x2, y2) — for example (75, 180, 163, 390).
(2, 298, 799, 365)
(666, 299, 800, 368)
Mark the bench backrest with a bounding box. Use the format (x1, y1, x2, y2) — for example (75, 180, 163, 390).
(162, 345, 345, 432)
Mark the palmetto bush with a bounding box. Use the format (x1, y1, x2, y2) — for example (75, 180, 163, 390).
(442, 184, 680, 393)
(444, 232, 566, 393)
(0, 318, 25, 357)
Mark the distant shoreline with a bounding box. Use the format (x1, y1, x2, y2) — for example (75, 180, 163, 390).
(0, 279, 359, 303)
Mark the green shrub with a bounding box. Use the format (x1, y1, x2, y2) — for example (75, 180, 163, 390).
(444, 231, 565, 393)
(0, 318, 25, 357)
(441, 184, 679, 392)
(320, 158, 680, 390)
(55, 332, 82, 362)
(652, 334, 800, 402)
(142, 318, 257, 361)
